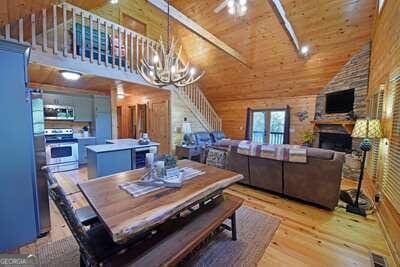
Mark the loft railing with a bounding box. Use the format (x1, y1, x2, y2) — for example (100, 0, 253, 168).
(176, 83, 222, 131)
(0, 2, 158, 73)
(0, 3, 222, 132)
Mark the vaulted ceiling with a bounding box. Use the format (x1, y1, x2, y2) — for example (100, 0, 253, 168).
(171, 0, 376, 103)
(2, 0, 376, 104)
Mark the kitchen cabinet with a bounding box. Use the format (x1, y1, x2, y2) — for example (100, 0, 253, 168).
(78, 137, 96, 164)
(43, 93, 74, 106)
(95, 112, 112, 144)
(0, 40, 39, 251)
(94, 95, 111, 113)
(74, 95, 93, 122)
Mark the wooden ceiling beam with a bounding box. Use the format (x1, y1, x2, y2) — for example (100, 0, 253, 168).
(267, 0, 301, 54)
(147, 0, 250, 68)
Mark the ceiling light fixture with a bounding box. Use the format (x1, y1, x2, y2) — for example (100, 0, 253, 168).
(110, 0, 119, 4)
(138, 0, 204, 87)
(60, 70, 81, 81)
(226, 0, 248, 17)
(300, 45, 309, 56)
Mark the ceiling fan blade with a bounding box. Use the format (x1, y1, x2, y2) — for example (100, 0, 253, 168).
(214, 0, 228, 13)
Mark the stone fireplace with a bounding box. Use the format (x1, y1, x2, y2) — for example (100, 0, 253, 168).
(312, 43, 370, 179)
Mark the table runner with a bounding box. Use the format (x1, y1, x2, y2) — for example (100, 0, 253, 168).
(119, 167, 205, 197)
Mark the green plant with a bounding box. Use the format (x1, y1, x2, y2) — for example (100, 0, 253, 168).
(303, 131, 315, 145)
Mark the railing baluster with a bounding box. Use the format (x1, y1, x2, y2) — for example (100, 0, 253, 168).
(53, 5, 58, 54)
(5, 24, 10, 40)
(89, 15, 93, 62)
(130, 33, 134, 72)
(136, 36, 139, 70)
(81, 12, 85, 61)
(124, 30, 128, 72)
(31, 14, 36, 48)
(104, 22, 108, 67)
(118, 27, 121, 69)
(18, 18, 23, 43)
(63, 4, 67, 56)
(111, 24, 115, 68)
(97, 18, 101, 64)
(42, 9, 47, 52)
(72, 8, 76, 58)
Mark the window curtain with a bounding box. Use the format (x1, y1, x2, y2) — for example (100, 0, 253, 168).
(283, 105, 290, 144)
(244, 108, 253, 140)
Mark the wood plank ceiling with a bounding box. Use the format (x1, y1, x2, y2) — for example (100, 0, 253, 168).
(0, 0, 107, 26)
(170, 0, 376, 103)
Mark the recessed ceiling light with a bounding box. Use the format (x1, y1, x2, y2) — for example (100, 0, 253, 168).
(60, 70, 81, 81)
(300, 45, 309, 55)
(110, 0, 118, 4)
(239, 0, 247, 6)
(227, 0, 235, 8)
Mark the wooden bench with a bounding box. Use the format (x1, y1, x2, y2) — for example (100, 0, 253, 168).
(105, 193, 243, 267)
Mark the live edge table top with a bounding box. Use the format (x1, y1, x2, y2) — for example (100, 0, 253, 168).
(78, 160, 243, 243)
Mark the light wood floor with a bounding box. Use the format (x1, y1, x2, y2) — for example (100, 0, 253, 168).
(19, 167, 395, 267)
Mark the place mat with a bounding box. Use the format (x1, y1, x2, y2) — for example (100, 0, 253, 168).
(119, 167, 205, 197)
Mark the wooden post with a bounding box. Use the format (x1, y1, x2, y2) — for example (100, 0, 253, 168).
(18, 18, 23, 43)
(97, 18, 101, 65)
(53, 5, 58, 54)
(5, 24, 10, 40)
(63, 4, 67, 56)
(118, 27, 122, 69)
(130, 33, 134, 72)
(124, 30, 128, 72)
(31, 14, 36, 48)
(42, 9, 47, 52)
(105, 22, 108, 67)
(111, 24, 115, 68)
(72, 8, 77, 58)
(81, 12, 85, 61)
(89, 15, 93, 63)
(110, 88, 118, 139)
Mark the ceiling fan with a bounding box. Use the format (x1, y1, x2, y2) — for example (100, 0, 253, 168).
(214, 0, 248, 16)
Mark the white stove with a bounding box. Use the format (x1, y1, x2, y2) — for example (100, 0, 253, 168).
(44, 128, 79, 172)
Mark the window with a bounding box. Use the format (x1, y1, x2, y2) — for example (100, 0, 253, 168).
(382, 75, 400, 213)
(251, 109, 286, 144)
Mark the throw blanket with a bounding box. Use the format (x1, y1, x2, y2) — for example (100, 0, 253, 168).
(237, 140, 258, 156)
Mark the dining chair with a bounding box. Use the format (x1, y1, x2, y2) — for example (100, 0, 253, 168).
(44, 166, 130, 266)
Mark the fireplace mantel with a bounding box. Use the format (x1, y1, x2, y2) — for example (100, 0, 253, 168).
(311, 119, 355, 134)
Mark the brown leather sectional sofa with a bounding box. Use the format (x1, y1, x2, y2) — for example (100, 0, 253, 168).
(224, 144, 345, 210)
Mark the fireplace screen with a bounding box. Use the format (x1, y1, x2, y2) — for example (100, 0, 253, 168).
(319, 132, 352, 153)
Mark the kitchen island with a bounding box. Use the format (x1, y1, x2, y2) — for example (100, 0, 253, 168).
(86, 139, 159, 179)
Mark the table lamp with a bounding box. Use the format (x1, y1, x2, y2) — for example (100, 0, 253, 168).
(181, 117, 192, 146)
(346, 119, 383, 216)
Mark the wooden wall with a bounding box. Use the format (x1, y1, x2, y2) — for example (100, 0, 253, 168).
(366, 0, 400, 264)
(215, 95, 317, 145)
(116, 85, 171, 154)
(92, 0, 166, 40)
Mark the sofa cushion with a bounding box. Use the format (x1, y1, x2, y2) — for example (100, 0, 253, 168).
(193, 132, 213, 147)
(306, 148, 334, 160)
(210, 131, 225, 143)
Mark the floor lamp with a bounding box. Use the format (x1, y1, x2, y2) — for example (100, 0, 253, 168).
(346, 119, 383, 216)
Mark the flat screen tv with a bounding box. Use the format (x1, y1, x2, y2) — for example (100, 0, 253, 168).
(325, 89, 354, 114)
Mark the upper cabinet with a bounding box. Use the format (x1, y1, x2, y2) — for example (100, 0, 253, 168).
(94, 95, 111, 113)
(74, 95, 94, 122)
(43, 93, 74, 106)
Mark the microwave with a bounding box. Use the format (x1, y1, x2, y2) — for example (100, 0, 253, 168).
(44, 105, 74, 121)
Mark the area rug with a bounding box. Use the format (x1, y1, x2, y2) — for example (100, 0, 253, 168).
(36, 206, 280, 267)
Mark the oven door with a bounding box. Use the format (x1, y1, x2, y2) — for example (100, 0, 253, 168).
(45, 142, 78, 165)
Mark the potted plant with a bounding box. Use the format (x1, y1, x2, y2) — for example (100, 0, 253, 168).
(303, 131, 315, 147)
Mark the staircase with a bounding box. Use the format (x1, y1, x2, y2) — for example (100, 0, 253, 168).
(176, 83, 222, 131)
(0, 2, 222, 132)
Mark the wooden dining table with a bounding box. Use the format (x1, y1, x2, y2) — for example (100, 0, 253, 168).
(78, 160, 243, 244)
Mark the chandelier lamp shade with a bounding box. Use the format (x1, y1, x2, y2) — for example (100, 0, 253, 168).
(138, 1, 204, 88)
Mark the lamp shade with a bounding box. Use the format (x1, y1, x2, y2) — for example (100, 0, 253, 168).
(182, 122, 192, 134)
(351, 119, 383, 139)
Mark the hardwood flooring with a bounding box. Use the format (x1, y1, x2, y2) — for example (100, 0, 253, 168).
(19, 167, 396, 266)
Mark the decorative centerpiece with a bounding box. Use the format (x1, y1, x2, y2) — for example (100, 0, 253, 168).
(139, 154, 182, 188)
(138, 133, 150, 145)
